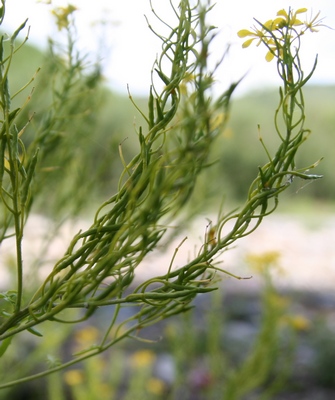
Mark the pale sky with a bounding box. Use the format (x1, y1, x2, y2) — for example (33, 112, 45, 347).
(3, 0, 335, 97)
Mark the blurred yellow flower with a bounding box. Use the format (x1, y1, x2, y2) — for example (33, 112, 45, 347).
(246, 251, 282, 274)
(147, 377, 166, 395)
(285, 314, 311, 331)
(64, 369, 84, 386)
(180, 73, 196, 95)
(75, 326, 99, 346)
(210, 112, 226, 131)
(51, 4, 77, 31)
(131, 349, 156, 368)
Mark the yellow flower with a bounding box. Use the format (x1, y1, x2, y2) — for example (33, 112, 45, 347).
(237, 8, 323, 62)
(237, 20, 283, 62)
(75, 325, 99, 344)
(147, 377, 166, 395)
(64, 369, 84, 386)
(210, 112, 226, 131)
(284, 314, 311, 331)
(276, 8, 306, 28)
(51, 4, 77, 31)
(180, 73, 196, 95)
(246, 251, 281, 274)
(237, 28, 266, 48)
(131, 349, 156, 368)
(74, 326, 100, 353)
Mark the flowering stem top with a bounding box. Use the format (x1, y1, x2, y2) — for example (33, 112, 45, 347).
(236, 8, 323, 205)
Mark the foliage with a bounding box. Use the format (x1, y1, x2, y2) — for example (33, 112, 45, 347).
(0, 0, 322, 391)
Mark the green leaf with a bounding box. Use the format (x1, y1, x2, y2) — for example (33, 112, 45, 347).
(0, 2, 4, 25)
(11, 19, 28, 43)
(27, 327, 43, 337)
(0, 337, 13, 357)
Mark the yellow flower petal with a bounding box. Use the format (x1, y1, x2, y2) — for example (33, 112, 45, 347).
(292, 18, 304, 26)
(267, 38, 276, 46)
(242, 38, 255, 48)
(272, 17, 285, 27)
(295, 8, 308, 15)
(265, 50, 275, 62)
(237, 29, 254, 38)
(277, 9, 288, 18)
(263, 19, 274, 29)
